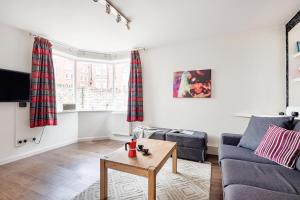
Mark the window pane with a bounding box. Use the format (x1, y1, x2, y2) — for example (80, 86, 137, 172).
(77, 61, 113, 111)
(53, 55, 75, 112)
(113, 62, 130, 111)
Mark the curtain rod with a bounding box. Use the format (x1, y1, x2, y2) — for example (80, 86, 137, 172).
(29, 32, 146, 55)
(105, 47, 146, 55)
(29, 32, 80, 53)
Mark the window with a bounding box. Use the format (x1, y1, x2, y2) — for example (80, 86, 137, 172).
(53, 52, 130, 112)
(76, 61, 114, 111)
(113, 62, 130, 111)
(76, 60, 130, 111)
(53, 55, 76, 112)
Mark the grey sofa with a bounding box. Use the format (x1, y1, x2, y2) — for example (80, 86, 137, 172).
(219, 133, 300, 200)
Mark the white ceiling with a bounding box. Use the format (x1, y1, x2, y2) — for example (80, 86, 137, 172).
(0, 0, 299, 53)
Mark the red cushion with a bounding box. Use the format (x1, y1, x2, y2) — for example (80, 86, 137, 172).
(255, 124, 300, 169)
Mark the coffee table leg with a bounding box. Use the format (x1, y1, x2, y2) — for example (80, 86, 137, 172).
(148, 167, 156, 200)
(100, 159, 107, 200)
(172, 146, 177, 173)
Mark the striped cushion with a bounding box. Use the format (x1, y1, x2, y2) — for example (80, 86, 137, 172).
(255, 124, 300, 169)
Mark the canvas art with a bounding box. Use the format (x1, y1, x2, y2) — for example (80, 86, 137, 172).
(173, 69, 211, 98)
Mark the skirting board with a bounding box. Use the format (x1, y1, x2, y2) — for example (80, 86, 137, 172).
(110, 134, 131, 142)
(207, 146, 218, 155)
(0, 139, 78, 166)
(78, 136, 111, 142)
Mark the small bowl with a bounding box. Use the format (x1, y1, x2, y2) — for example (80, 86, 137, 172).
(137, 144, 144, 151)
(143, 148, 149, 155)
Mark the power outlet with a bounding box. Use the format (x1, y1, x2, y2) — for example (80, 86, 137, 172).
(16, 139, 24, 147)
(16, 140, 23, 147)
(15, 137, 37, 147)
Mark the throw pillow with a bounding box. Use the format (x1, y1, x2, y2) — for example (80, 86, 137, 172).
(238, 116, 292, 150)
(255, 124, 300, 169)
(292, 119, 300, 171)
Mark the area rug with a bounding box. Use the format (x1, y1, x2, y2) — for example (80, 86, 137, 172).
(72, 159, 211, 200)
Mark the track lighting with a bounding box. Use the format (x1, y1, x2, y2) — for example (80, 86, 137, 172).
(126, 22, 130, 30)
(116, 14, 121, 23)
(105, 3, 110, 14)
(92, 0, 131, 30)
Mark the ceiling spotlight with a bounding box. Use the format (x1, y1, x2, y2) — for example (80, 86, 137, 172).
(92, 0, 131, 30)
(126, 22, 130, 30)
(105, 3, 111, 14)
(116, 14, 121, 23)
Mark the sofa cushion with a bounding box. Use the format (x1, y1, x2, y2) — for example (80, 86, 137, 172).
(255, 124, 300, 169)
(293, 120, 300, 131)
(218, 144, 276, 165)
(238, 116, 292, 150)
(292, 120, 300, 171)
(297, 157, 300, 171)
(222, 159, 300, 195)
(221, 133, 243, 146)
(225, 184, 300, 200)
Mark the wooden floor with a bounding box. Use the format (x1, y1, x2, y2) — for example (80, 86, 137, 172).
(0, 140, 223, 200)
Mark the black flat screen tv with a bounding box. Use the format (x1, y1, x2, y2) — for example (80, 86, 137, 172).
(0, 68, 30, 102)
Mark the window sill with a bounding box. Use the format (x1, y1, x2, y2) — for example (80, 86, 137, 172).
(57, 110, 78, 114)
(57, 110, 127, 114)
(111, 111, 126, 114)
(78, 110, 126, 113)
(78, 110, 113, 113)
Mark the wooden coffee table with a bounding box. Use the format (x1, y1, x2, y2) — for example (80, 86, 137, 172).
(100, 138, 177, 200)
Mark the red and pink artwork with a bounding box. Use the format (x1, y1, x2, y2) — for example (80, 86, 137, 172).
(173, 69, 211, 98)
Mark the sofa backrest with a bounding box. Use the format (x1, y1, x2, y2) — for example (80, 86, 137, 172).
(291, 119, 300, 171)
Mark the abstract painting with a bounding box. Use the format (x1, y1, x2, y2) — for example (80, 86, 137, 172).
(173, 69, 211, 98)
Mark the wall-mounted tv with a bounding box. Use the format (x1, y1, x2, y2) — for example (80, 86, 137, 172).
(0, 68, 30, 102)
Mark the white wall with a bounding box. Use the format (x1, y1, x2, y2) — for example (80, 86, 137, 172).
(0, 23, 78, 165)
(141, 26, 286, 147)
(78, 112, 130, 141)
(78, 111, 111, 140)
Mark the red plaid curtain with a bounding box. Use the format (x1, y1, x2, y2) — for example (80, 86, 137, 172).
(30, 37, 57, 128)
(127, 50, 144, 122)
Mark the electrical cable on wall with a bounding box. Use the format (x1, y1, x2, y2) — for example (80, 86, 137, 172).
(34, 126, 46, 144)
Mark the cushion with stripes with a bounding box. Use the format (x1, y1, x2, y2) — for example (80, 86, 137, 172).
(255, 124, 300, 169)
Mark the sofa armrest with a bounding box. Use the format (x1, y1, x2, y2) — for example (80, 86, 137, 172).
(221, 133, 243, 146)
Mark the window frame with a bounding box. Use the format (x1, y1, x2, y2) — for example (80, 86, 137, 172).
(53, 50, 130, 113)
(52, 52, 77, 113)
(111, 60, 131, 112)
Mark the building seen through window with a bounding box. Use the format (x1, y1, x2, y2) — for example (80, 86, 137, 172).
(53, 53, 130, 112)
